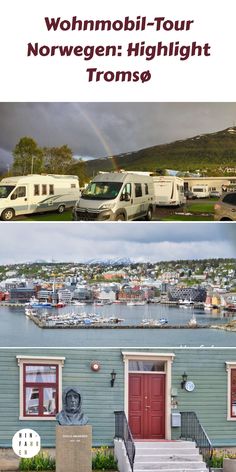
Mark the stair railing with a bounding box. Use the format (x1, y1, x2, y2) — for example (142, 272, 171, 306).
(180, 411, 213, 465)
(114, 411, 135, 472)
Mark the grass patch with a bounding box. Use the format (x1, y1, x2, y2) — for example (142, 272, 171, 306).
(19, 210, 72, 222)
(163, 215, 213, 221)
(186, 202, 215, 213)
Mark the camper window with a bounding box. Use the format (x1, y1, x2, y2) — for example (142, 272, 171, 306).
(34, 185, 40, 196)
(42, 184, 47, 195)
(71, 184, 76, 189)
(144, 183, 149, 195)
(0, 185, 15, 198)
(49, 185, 54, 195)
(11, 186, 26, 200)
(135, 183, 142, 198)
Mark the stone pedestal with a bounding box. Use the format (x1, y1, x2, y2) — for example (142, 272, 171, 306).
(56, 425, 92, 472)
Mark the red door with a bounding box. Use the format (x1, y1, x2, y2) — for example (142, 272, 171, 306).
(128, 373, 165, 439)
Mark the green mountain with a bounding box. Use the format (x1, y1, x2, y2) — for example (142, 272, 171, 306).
(85, 127, 236, 177)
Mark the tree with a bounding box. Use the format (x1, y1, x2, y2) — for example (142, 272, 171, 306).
(68, 159, 88, 186)
(43, 145, 74, 174)
(12, 137, 43, 175)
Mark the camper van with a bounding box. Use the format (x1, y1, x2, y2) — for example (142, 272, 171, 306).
(0, 174, 80, 220)
(152, 176, 186, 206)
(191, 184, 210, 199)
(73, 172, 154, 221)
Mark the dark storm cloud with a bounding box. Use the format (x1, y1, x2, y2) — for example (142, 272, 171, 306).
(0, 223, 235, 264)
(1, 103, 236, 169)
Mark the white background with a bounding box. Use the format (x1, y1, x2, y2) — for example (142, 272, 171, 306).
(0, 0, 236, 102)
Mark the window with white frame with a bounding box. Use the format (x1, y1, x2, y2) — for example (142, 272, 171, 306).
(225, 362, 236, 420)
(17, 356, 65, 420)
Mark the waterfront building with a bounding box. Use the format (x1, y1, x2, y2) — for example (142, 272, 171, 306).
(8, 287, 36, 303)
(168, 287, 207, 302)
(57, 289, 73, 304)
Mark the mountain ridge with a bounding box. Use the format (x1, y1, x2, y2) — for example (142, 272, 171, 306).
(85, 126, 236, 176)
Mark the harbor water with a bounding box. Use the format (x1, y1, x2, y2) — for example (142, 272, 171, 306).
(0, 304, 236, 347)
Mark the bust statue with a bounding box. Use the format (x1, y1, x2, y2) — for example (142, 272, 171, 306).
(56, 387, 88, 425)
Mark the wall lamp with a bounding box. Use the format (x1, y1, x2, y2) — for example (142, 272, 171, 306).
(110, 370, 117, 387)
(181, 372, 188, 389)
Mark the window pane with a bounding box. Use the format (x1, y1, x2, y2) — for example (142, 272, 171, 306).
(129, 360, 165, 371)
(34, 185, 40, 196)
(42, 185, 47, 195)
(25, 365, 57, 383)
(49, 185, 54, 195)
(135, 183, 142, 198)
(122, 183, 132, 197)
(43, 387, 57, 415)
(231, 369, 236, 417)
(223, 193, 236, 205)
(11, 186, 26, 199)
(25, 387, 39, 415)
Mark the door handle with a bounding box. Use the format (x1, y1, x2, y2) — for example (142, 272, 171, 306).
(231, 209, 236, 212)
(145, 405, 150, 408)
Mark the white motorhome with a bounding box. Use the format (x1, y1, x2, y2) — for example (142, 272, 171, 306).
(73, 172, 154, 221)
(152, 176, 186, 206)
(0, 174, 80, 220)
(191, 184, 210, 198)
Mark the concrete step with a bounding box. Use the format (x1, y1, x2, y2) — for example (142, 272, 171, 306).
(135, 441, 197, 449)
(135, 454, 202, 462)
(136, 450, 199, 457)
(134, 469, 207, 472)
(134, 463, 207, 471)
(134, 441, 208, 472)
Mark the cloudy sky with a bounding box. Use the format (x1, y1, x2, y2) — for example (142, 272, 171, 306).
(0, 222, 235, 264)
(1, 102, 236, 170)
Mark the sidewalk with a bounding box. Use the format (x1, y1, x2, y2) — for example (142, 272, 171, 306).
(0, 450, 19, 471)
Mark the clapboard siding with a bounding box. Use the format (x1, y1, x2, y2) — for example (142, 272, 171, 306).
(1, 348, 236, 447)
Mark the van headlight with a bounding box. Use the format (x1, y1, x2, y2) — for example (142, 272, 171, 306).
(99, 203, 115, 210)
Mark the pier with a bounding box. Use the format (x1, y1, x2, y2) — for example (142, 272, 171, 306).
(27, 310, 210, 329)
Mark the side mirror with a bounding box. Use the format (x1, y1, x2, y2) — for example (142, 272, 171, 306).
(121, 193, 131, 202)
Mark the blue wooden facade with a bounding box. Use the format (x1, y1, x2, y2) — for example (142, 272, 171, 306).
(0, 347, 236, 448)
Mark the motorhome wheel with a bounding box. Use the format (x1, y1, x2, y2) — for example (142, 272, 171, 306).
(145, 207, 153, 221)
(1, 208, 15, 221)
(58, 205, 65, 214)
(115, 214, 125, 221)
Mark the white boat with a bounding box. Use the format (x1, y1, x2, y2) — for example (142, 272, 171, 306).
(179, 299, 194, 306)
(25, 307, 37, 317)
(204, 303, 213, 311)
(72, 301, 87, 306)
(127, 300, 147, 306)
(188, 315, 197, 327)
(140, 318, 168, 326)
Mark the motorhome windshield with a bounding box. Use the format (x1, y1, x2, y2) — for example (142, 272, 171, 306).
(0, 185, 15, 198)
(82, 182, 123, 200)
